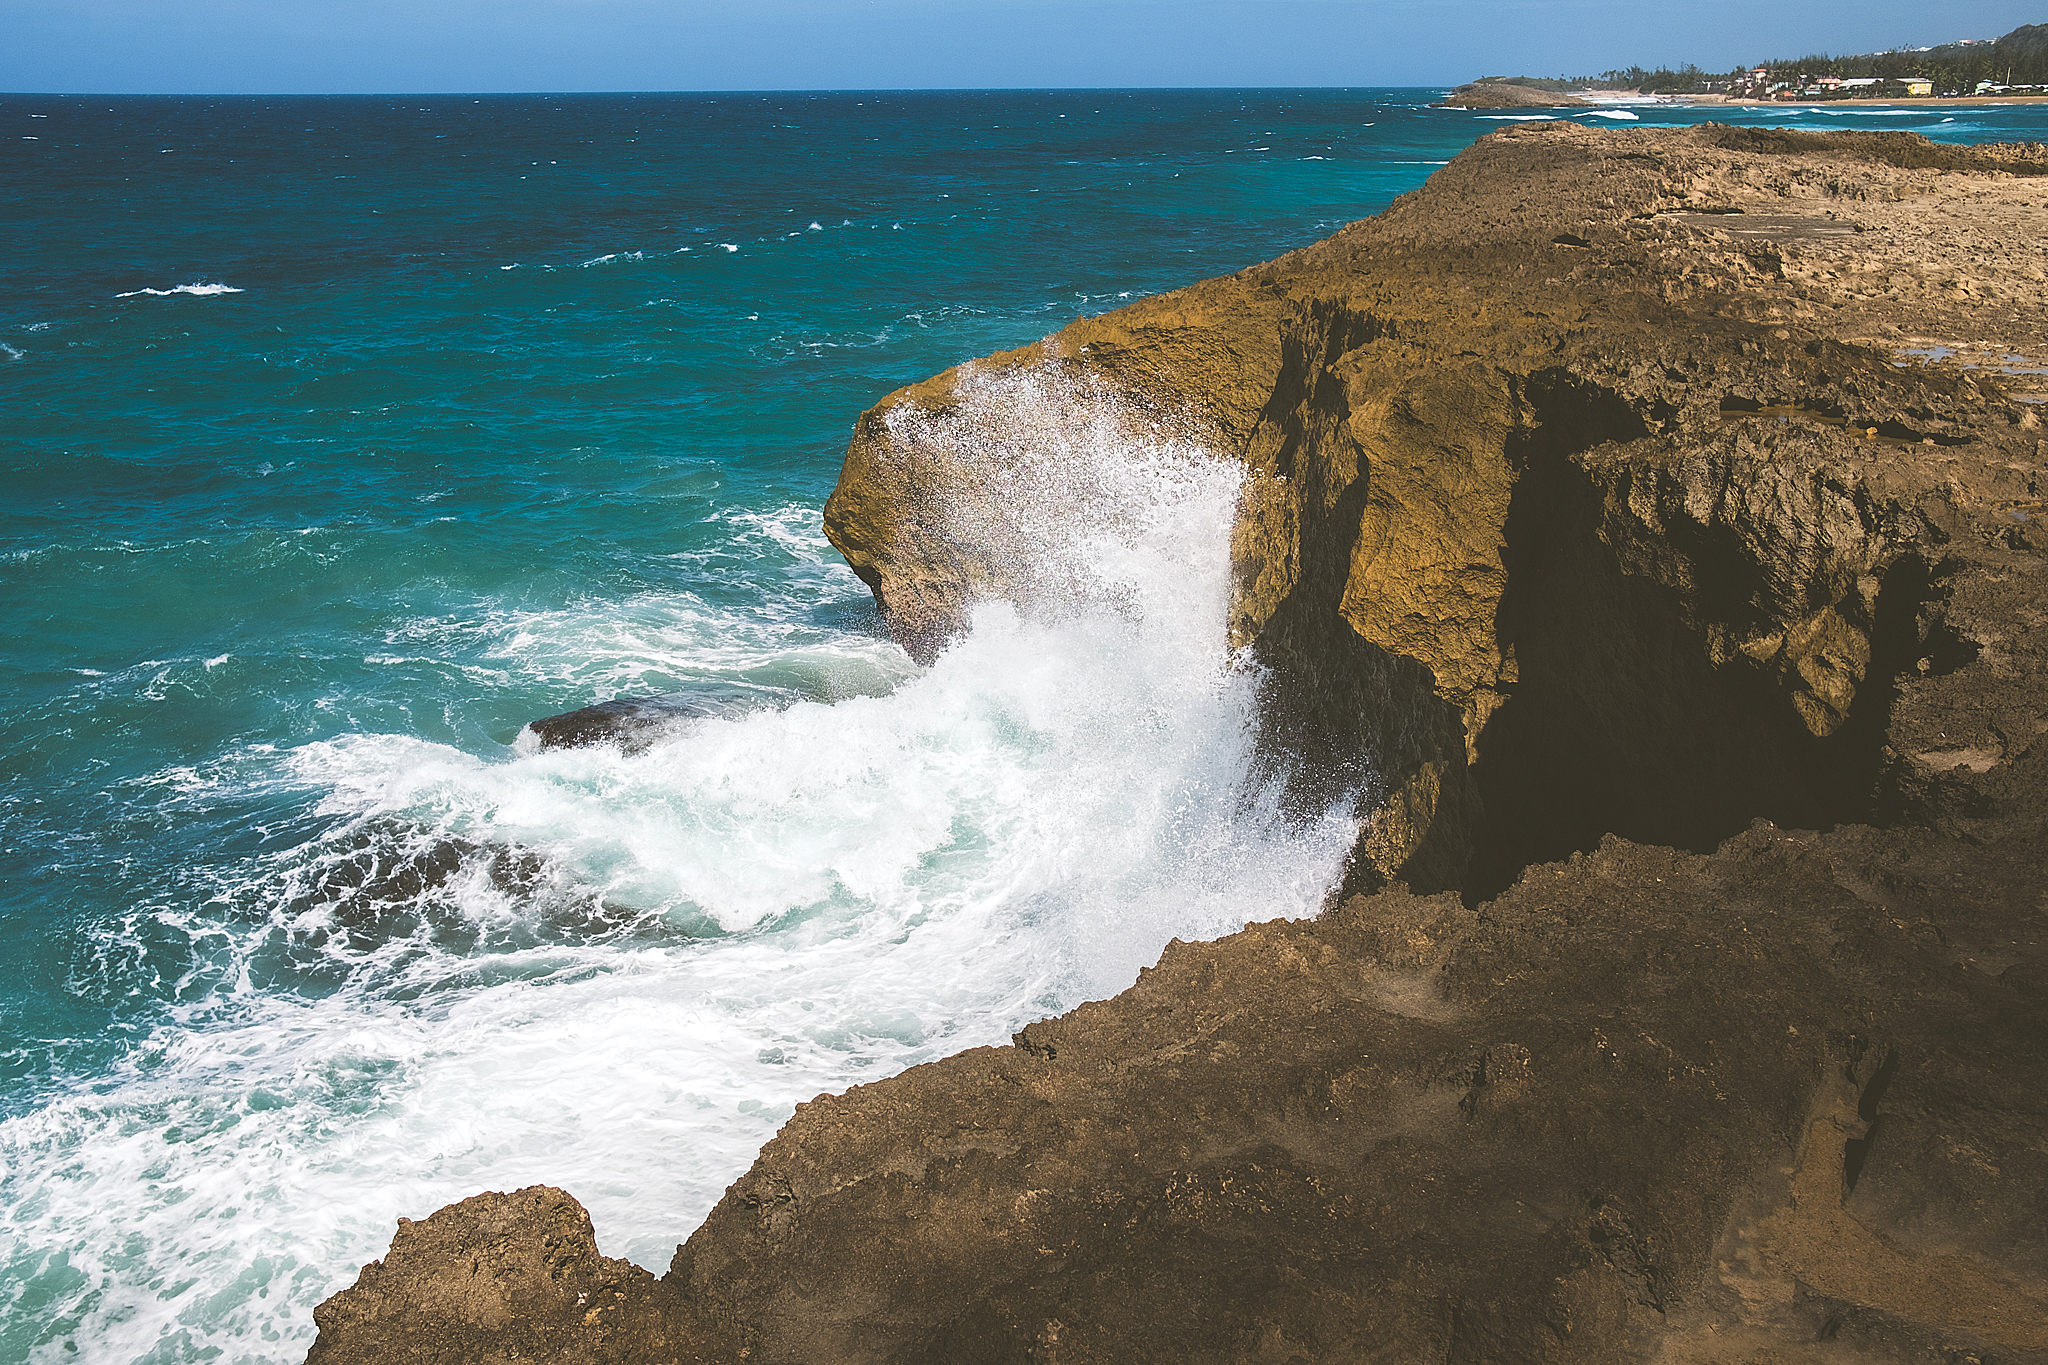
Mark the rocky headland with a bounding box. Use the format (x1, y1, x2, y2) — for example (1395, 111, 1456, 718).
(1440, 81, 1593, 108)
(307, 123, 2048, 1364)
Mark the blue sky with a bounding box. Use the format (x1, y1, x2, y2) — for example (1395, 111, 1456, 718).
(2, 0, 2040, 93)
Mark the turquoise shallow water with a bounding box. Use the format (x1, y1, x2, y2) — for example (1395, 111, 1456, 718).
(4, 90, 1454, 1075)
(5, 90, 2048, 1362)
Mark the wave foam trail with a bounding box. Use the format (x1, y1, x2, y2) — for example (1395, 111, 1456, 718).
(0, 368, 1367, 1363)
(112, 282, 245, 298)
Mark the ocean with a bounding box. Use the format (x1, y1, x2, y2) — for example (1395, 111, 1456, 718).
(6, 88, 2047, 1363)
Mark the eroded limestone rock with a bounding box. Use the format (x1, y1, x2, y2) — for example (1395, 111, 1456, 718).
(305, 1185, 735, 1364)
(307, 122, 2048, 1365)
(822, 121, 2048, 896)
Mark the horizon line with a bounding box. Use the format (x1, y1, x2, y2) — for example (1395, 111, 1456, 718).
(3, 83, 1461, 99)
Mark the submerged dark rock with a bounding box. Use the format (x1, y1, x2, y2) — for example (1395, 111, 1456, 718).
(522, 687, 763, 754)
(308, 123, 2048, 1363)
(276, 820, 651, 969)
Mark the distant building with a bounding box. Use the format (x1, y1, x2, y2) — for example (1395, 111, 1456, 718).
(1903, 79, 1934, 96)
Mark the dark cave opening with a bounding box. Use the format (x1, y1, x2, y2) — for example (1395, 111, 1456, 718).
(1241, 349, 1971, 908)
(1460, 378, 1959, 901)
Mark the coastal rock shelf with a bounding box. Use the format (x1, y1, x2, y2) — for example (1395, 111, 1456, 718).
(306, 123, 2048, 1364)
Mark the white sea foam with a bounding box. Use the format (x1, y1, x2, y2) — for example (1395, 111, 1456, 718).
(0, 366, 1365, 1363)
(113, 282, 245, 299)
(1, 343, 23, 361)
(1583, 109, 1640, 120)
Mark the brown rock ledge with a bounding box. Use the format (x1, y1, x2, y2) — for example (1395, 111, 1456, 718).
(307, 123, 2048, 1364)
(307, 823, 2048, 1364)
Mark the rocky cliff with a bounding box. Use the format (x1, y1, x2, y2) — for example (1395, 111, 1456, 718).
(306, 123, 2048, 1364)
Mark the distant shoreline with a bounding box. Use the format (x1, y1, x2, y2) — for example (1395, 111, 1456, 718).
(1671, 92, 2048, 107)
(1442, 82, 2048, 112)
(1569, 90, 2048, 108)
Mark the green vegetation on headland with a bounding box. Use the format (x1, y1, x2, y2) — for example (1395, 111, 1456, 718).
(1475, 19, 2048, 97)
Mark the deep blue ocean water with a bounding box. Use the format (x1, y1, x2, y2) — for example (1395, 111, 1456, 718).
(6, 89, 2048, 1362)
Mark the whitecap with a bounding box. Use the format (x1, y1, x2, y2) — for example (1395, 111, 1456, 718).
(1583, 109, 1640, 120)
(113, 282, 245, 299)
(720, 243, 739, 252)
(1, 343, 23, 361)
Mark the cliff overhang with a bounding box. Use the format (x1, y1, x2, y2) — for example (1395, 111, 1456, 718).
(822, 121, 2048, 902)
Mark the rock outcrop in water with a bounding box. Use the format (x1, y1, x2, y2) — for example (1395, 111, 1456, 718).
(1439, 80, 1592, 108)
(308, 123, 2048, 1364)
(520, 684, 767, 753)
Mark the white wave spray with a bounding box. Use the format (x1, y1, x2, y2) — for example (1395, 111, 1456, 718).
(111, 282, 245, 299)
(0, 366, 1366, 1363)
